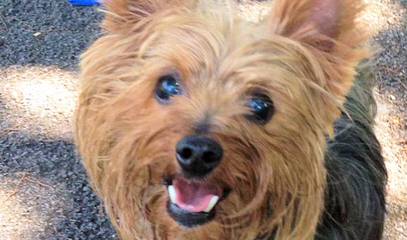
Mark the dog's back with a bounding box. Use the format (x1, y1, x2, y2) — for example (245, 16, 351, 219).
(319, 65, 387, 239)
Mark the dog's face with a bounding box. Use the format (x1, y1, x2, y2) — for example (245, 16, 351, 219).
(76, 0, 369, 239)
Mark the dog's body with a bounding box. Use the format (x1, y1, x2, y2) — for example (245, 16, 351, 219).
(75, 0, 386, 239)
(317, 68, 386, 239)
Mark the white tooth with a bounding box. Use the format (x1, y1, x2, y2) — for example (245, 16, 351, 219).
(204, 195, 219, 213)
(168, 185, 177, 203)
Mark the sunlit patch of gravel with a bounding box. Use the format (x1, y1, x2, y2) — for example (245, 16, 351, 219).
(0, 173, 68, 240)
(363, 1, 407, 239)
(0, 66, 78, 138)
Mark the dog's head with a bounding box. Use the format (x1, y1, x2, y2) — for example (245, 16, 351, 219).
(76, 0, 369, 239)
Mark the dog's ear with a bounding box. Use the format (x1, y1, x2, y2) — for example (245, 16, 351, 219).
(102, 0, 196, 32)
(268, 0, 366, 50)
(268, 0, 370, 100)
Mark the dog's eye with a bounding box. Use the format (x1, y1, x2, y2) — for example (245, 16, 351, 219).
(155, 74, 183, 104)
(247, 94, 274, 124)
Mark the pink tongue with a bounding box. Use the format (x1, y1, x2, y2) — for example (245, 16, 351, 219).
(173, 178, 220, 213)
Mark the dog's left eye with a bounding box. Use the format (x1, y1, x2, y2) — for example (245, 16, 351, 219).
(155, 74, 183, 104)
(247, 94, 274, 124)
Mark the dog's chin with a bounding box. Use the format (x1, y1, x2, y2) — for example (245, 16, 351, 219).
(164, 176, 230, 228)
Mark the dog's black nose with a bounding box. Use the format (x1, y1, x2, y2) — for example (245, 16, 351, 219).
(176, 136, 223, 177)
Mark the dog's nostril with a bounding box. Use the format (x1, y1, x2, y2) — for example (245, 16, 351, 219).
(180, 147, 193, 159)
(202, 151, 216, 163)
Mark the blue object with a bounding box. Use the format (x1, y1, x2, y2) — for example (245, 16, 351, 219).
(69, 0, 101, 6)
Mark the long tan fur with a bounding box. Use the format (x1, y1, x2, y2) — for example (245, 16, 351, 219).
(75, 0, 370, 239)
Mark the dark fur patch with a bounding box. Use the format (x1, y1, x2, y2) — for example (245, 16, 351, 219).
(316, 66, 387, 240)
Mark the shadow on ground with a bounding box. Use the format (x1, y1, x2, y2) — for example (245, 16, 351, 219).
(0, 0, 102, 70)
(0, 0, 117, 239)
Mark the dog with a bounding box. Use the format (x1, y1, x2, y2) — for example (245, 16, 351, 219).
(75, 0, 387, 239)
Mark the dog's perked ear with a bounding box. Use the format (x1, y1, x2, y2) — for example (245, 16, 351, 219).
(102, 0, 196, 32)
(267, 0, 370, 100)
(268, 0, 365, 50)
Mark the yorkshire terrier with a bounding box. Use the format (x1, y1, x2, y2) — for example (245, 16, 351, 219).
(75, 0, 387, 239)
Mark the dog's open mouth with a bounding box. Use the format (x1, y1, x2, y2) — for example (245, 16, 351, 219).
(164, 177, 229, 227)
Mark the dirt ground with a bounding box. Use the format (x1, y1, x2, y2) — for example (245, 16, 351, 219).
(0, 0, 406, 239)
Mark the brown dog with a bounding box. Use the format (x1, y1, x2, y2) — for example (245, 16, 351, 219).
(75, 0, 386, 239)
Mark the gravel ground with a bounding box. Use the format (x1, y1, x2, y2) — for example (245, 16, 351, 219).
(0, 0, 405, 239)
(0, 1, 116, 239)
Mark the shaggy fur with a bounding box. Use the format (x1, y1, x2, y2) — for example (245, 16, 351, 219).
(75, 0, 387, 239)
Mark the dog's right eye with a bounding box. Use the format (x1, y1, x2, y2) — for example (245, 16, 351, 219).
(246, 93, 274, 124)
(155, 74, 183, 104)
